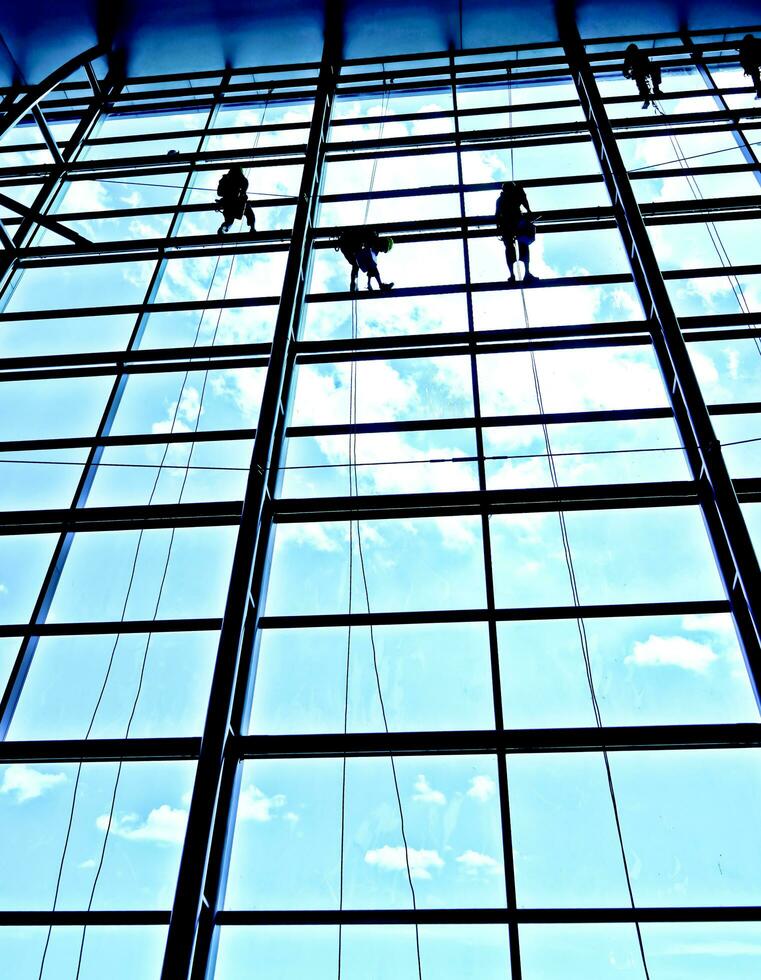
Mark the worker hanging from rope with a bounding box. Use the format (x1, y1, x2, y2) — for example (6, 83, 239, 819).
(337, 226, 395, 292)
(738, 34, 761, 99)
(496, 180, 538, 285)
(216, 164, 256, 235)
(623, 42, 663, 109)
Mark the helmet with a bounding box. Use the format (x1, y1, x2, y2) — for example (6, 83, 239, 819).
(501, 180, 516, 192)
(383, 237, 394, 252)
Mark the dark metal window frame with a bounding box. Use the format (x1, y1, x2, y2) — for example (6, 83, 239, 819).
(0, 13, 758, 980)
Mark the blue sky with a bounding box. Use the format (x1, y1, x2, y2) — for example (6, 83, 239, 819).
(0, 56, 759, 978)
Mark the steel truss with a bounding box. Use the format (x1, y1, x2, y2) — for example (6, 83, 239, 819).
(0, 9, 759, 980)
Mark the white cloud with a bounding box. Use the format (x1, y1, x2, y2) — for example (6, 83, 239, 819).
(283, 811, 300, 824)
(364, 845, 444, 880)
(626, 634, 718, 673)
(78, 858, 97, 869)
(456, 850, 501, 875)
(151, 384, 203, 435)
(690, 349, 720, 387)
(276, 520, 345, 553)
(412, 774, 446, 806)
(0, 765, 66, 802)
(467, 775, 497, 802)
(96, 804, 188, 843)
(0, 583, 7, 595)
(682, 613, 736, 638)
(237, 784, 286, 822)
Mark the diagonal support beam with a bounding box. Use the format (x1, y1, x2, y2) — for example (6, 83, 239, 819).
(0, 219, 15, 253)
(558, 5, 761, 692)
(680, 29, 761, 193)
(84, 60, 101, 98)
(0, 191, 90, 246)
(31, 104, 64, 166)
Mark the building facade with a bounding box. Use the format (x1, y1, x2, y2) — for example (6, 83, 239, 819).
(0, 9, 760, 978)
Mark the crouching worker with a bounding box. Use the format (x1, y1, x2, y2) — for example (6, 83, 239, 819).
(216, 165, 255, 234)
(496, 180, 538, 285)
(337, 227, 395, 292)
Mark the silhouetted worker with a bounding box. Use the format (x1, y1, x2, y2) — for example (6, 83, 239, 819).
(216, 165, 255, 234)
(623, 43, 663, 109)
(738, 34, 761, 99)
(496, 180, 537, 285)
(338, 227, 394, 292)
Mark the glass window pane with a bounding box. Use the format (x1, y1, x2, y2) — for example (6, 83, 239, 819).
(265, 517, 486, 616)
(250, 623, 494, 734)
(0, 760, 194, 910)
(226, 755, 504, 910)
(0, 926, 167, 980)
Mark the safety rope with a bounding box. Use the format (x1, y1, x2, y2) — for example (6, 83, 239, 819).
(98, 177, 294, 199)
(4, 432, 761, 478)
(653, 99, 761, 359)
(337, 73, 422, 980)
(36, 96, 270, 980)
(519, 286, 652, 979)
(505, 62, 652, 978)
(341, 298, 423, 980)
(630, 137, 761, 172)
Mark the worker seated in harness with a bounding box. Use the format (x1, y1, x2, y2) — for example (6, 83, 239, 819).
(738, 34, 761, 99)
(496, 180, 538, 285)
(623, 43, 663, 109)
(337, 227, 395, 292)
(216, 165, 256, 235)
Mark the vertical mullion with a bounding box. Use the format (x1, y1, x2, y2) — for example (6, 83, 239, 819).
(450, 47, 523, 980)
(680, 29, 761, 192)
(559, 13, 761, 686)
(0, 81, 227, 739)
(163, 28, 340, 980)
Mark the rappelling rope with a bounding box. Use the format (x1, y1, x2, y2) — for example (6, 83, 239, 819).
(652, 98, 761, 359)
(36, 94, 270, 980)
(519, 285, 652, 980)
(337, 73, 423, 980)
(506, 62, 652, 979)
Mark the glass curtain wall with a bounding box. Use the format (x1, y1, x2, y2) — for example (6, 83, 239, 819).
(0, 20, 759, 980)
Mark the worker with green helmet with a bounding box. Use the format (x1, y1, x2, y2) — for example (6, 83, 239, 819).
(337, 227, 395, 292)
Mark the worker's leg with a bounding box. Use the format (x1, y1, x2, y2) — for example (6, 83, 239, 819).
(651, 66, 663, 98)
(218, 210, 234, 234)
(366, 260, 394, 292)
(350, 261, 359, 292)
(520, 241, 538, 283)
(244, 202, 256, 232)
(636, 75, 651, 108)
(752, 66, 761, 98)
(505, 237, 518, 281)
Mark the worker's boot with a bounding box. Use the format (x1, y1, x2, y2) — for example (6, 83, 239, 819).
(380, 282, 394, 292)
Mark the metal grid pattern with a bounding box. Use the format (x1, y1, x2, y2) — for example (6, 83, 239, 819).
(0, 11, 760, 979)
